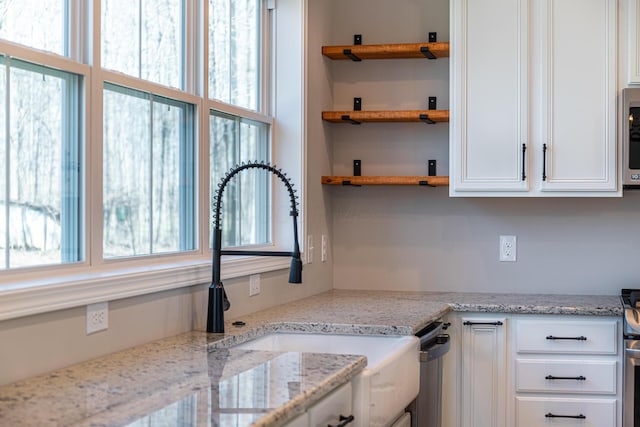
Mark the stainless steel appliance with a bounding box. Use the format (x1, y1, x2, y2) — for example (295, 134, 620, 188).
(622, 289, 640, 425)
(408, 321, 451, 427)
(623, 89, 640, 187)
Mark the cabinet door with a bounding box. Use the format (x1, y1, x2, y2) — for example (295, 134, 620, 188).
(450, 0, 529, 193)
(537, 0, 617, 192)
(461, 318, 508, 427)
(628, 0, 640, 84)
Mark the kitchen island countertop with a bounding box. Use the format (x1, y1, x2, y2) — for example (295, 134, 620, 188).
(0, 290, 623, 426)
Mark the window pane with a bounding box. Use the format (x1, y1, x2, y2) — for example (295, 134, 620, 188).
(103, 84, 195, 258)
(0, 0, 66, 56)
(101, 0, 183, 89)
(210, 111, 269, 248)
(209, 0, 260, 110)
(103, 87, 151, 258)
(1, 59, 82, 269)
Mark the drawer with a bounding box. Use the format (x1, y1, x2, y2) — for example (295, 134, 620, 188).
(516, 397, 616, 427)
(516, 319, 617, 355)
(308, 382, 352, 427)
(516, 359, 616, 394)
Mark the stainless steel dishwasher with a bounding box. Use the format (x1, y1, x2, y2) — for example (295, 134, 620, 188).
(408, 321, 451, 427)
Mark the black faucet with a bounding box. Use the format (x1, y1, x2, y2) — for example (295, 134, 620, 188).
(207, 161, 302, 333)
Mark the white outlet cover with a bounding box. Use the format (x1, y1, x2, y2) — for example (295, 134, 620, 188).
(86, 302, 109, 335)
(249, 274, 261, 296)
(499, 235, 517, 262)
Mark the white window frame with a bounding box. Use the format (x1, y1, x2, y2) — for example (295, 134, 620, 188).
(0, 0, 306, 322)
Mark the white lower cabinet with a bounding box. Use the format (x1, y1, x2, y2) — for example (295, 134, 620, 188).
(514, 316, 621, 427)
(442, 313, 622, 427)
(442, 313, 509, 427)
(283, 382, 354, 427)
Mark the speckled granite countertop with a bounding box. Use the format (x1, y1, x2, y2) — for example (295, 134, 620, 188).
(0, 290, 623, 426)
(208, 290, 623, 348)
(0, 332, 366, 427)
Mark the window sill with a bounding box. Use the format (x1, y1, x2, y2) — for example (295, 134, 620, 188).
(0, 256, 291, 322)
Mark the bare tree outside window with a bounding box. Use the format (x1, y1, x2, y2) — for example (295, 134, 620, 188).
(0, 58, 81, 269)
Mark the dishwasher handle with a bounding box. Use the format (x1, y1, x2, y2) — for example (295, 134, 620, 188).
(420, 334, 450, 362)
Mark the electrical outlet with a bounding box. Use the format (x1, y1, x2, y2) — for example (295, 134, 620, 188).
(321, 235, 328, 263)
(249, 274, 261, 296)
(499, 235, 517, 262)
(86, 302, 108, 335)
(307, 235, 314, 264)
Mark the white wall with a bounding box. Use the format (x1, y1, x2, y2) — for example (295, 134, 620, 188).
(313, 0, 638, 296)
(332, 188, 640, 295)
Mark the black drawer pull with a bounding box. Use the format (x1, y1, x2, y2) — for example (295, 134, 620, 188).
(545, 375, 586, 381)
(546, 335, 587, 341)
(463, 321, 503, 326)
(545, 413, 586, 420)
(328, 414, 355, 427)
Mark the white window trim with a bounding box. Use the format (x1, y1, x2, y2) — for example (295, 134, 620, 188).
(0, 0, 306, 323)
(0, 257, 289, 321)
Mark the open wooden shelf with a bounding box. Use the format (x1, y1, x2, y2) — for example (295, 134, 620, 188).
(322, 42, 450, 60)
(321, 176, 449, 186)
(322, 109, 449, 124)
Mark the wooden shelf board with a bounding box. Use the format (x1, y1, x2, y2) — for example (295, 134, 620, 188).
(322, 42, 450, 60)
(321, 176, 449, 186)
(322, 110, 449, 123)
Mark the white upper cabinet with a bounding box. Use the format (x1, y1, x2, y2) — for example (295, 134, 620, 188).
(629, 0, 640, 84)
(450, 0, 529, 193)
(450, 0, 619, 196)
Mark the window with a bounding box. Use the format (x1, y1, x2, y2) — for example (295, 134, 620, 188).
(103, 84, 196, 258)
(0, 0, 304, 320)
(209, 0, 261, 110)
(210, 111, 269, 248)
(208, 0, 272, 250)
(101, 0, 183, 89)
(0, 0, 68, 56)
(0, 57, 82, 269)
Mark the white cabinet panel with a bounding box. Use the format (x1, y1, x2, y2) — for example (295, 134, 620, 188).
(516, 359, 617, 394)
(450, 0, 528, 192)
(628, 0, 640, 84)
(308, 382, 353, 427)
(538, 0, 617, 191)
(461, 318, 508, 427)
(515, 397, 616, 427)
(516, 319, 617, 355)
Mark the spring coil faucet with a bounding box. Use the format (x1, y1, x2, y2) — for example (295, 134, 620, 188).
(208, 161, 302, 333)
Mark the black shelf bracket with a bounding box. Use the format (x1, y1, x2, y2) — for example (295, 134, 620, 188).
(419, 113, 435, 125)
(353, 97, 362, 111)
(341, 179, 361, 187)
(353, 159, 362, 176)
(420, 46, 436, 60)
(419, 180, 436, 187)
(343, 48, 361, 62)
(341, 114, 361, 125)
(428, 160, 437, 176)
(428, 97, 437, 110)
(429, 32, 437, 42)
(354, 34, 362, 45)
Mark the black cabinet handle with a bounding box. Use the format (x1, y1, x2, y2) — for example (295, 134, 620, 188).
(542, 143, 547, 181)
(463, 321, 503, 326)
(521, 143, 527, 181)
(545, 375, 586, 381)
(328, 414, 355, 427)
(546, 335, 587, 341)
(545, 413, 586, 420)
